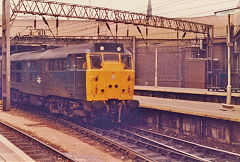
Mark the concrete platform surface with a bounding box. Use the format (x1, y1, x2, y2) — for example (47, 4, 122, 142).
(135, 86, 240, 97)
(134, 95, 240, 122)
(0, 134, 35, 162)
(0, 109, 123, 162)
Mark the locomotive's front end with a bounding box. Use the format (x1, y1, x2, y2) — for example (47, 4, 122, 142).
(84, 43, 139, 123)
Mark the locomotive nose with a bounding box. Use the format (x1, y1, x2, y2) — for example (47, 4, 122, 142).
(105, 72, 120, 99)
(86, 61, 134, 101)
(87, 71, 134, 101)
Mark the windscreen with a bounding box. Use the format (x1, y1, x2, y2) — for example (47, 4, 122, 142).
(90, 54, 102, 69)
(103, 54, 119, 62)
(121, 54, 132, 70)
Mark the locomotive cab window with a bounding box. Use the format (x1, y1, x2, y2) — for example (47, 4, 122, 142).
(67, 54, 87, 70)
(103, 54, 119, 62)
(75, 54, 87, 70)
(90, 54, 102, 69)
(67, 55, 76, 69)
(121, 54, 132, 70)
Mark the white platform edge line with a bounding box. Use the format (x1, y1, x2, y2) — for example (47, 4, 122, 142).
(0, 134, 35, 162)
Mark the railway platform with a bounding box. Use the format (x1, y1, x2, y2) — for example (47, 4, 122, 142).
(134, 86, 240, 105)
(134, 95, 240, 123)
(0, 134, 35, 162)
(133, 94, 240, 145)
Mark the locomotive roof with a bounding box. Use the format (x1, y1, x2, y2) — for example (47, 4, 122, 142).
(10, 43, 130, 62)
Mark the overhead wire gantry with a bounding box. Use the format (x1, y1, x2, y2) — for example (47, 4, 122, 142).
(10, 0, 213, 34)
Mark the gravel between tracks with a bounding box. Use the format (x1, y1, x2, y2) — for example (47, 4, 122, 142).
(0, 108, 127, 162)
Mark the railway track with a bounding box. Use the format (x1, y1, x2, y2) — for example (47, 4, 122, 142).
(85, 125, 204, 161)
(16, 106, 240, 161)
(0, 120, 74, 162)
(116, 125, 240, 162)
(16, 106, 154, 161)
(16, 106, 198, 161)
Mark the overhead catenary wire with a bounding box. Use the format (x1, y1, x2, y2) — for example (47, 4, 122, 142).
(9, 0, 237, 40)
(33, 0, 234, 31)
(3, 0, 233, 48)
(13, 17, 226, 40)
(82, 22, 227, 40)
(136, 25, 147, 45)
(157, 0, 237, 17)
(59, 21, 107, 36)
(40, 18, 101, 36)
(57, 0, 235, 34)
(58, 22, 97, 35)
(124, 0, 186, 14)
(42, 16, 55, 38)
(94, 0, 238, 17)
(176, 5, 238, 18)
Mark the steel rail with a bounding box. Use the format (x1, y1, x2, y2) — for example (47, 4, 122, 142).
(10, 0, 212, 34)
(17, 106, 203, 161)
(54, 117, 205, 161)
(121, 125, 240, 162)
(92, 126, 209, 161)
(51, 117, 155, 161)
(17, 106, 155, 161)
(113, 127, 210, 162)
(0, 120, 75, 162)
(15, 105, 240, 161)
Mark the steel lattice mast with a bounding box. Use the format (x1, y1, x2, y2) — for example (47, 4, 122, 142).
(10, 0, 213, 34)
(2, 0, 11, 110)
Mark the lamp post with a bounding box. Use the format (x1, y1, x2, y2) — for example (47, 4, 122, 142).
(226, 14, 232, 105)
(151, 43, 161, 87)
(155, 46, 158, 87)
(215, 6, 240, 110)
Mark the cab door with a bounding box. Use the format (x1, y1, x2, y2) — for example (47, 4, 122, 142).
(67, 54, 87, 99)
(67, 55, 76, 98)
